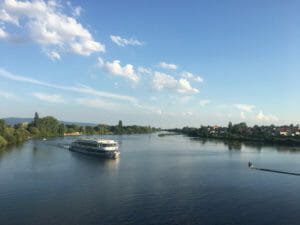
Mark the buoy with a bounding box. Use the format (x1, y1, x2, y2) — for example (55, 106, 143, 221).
(248, 161, 253, 168)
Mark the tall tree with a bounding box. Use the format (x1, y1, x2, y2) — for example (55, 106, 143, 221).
(0, 119, 5, 136)
(33, 112, 40, 127)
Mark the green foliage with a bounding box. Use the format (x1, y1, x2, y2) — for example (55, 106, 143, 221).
(173, 122, 300, 147)
(0, 112, 157, 149)
(33, 112, 40, 127)
(158, 132, 180, 137)
(29, 127, 40, 137)
(15, 127, 30, 143)
(58, 124, 66, 136)
(0, 136, 7, 148)
(36, 116, 60, 138)
(3, 127, 16, 144)
(0, 119, 5, 136)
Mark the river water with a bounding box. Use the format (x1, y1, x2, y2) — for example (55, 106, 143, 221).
(1, 133, 300, 225)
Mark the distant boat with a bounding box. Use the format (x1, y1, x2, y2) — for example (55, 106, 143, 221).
(69, 138, 120, 159)
(43, 138, 47, 141)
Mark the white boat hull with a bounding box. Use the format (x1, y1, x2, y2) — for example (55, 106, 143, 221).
(69, 147, 120, 159)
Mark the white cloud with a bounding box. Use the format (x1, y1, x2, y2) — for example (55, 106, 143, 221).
(110, 35, 143, 47)
(138, 66, 152, 75)
(152, 71, 199, 94)
(194, 76, 204, 82)
(257, 111, 279, 122)
(159, 62, 177, 70)
(240, 111, 245, 119)
(182, 111, 193, 116)
(76, 98, 117, 109)
(0, 8, 18, 25)
(181, 71, 204, 83)
(234, 104, 255, 112)
(0, 0, 105, 57)
(45, 50, 60, 61)
(200, 99, 210, 107)
(33, 92, 64, 103)
(72, 6, 81, 17)
(0, 68, 136, 103)
(0, 27, 8, 39)
(97, 57, 139, 83)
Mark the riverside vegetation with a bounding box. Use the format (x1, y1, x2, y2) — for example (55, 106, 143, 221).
(170, 122, 300, 146)
(0, 112, 156, 148)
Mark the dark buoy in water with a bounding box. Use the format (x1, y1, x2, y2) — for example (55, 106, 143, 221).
(248, 161, 253, 168)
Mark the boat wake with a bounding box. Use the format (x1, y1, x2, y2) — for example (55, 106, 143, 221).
(248, 162, 300, 176)
(59, 144, 70, 150)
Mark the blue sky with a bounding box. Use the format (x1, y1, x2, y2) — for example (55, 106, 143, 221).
(0, 0, 300, 128)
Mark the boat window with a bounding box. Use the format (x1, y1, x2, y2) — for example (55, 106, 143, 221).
(77, 142, 98, 147)
(102, 144, 116, 147)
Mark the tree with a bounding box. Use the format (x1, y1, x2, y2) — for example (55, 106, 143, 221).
(58, 124, 66, 136)
(117, 120, 123, 134)
(37, 116, 59, 137)
(33, 112, 40, 127)
(228, 122, 233, 133)
(0, 119, 5, 136)
(3, 127, 16, 144)
(0, 136, 7, 148)
(29, 127, 40, 137)
(118, 120, 123, 128)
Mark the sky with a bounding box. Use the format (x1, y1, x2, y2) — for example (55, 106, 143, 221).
(0, 0, 300, 128)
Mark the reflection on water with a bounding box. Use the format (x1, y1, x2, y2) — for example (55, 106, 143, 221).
(189, 136, 300, 152)
(70, 151, 120, 170)
(1, 134, 300, 225)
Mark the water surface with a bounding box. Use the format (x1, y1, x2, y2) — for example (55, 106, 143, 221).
(1, 134, 300, 225)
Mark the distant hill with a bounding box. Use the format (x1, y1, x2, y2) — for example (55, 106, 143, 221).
(2, 117, 98, 127)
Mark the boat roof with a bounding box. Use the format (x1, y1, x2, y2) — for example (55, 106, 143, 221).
(76, 138, 118, 144)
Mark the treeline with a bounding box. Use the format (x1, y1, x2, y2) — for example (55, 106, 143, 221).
(0, 112, 156, 148)
(64, 120, 156, 135)
(170, 122, 300, 146)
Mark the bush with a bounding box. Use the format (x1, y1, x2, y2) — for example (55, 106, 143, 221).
(0, 136, 7, 148)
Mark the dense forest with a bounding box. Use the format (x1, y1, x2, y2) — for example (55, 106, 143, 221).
(0, 112, 156, 148)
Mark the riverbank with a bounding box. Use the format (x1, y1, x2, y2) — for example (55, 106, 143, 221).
(0, 112, 158, 149)
(170, 123, 300, 147)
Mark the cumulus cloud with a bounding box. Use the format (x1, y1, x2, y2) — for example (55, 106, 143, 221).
(33, 92, 64, 103)
(97, 57, 139, 83)
(0, 8, 19, 25)
(257, 111, 279, 122)
(234, 104, 255, 112)
(110, 35, 143, 47)
(159, 62, 177, 70)
(0, 0, 105, 57)
(152, 71, 199, 94)
(181, 71, 204, 83)
(200, 99, 210, 107)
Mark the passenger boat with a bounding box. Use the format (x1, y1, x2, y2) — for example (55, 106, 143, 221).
(69, 138, 120, 158)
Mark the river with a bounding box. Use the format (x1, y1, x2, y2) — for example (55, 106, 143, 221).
(1, 133, 300, 225)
